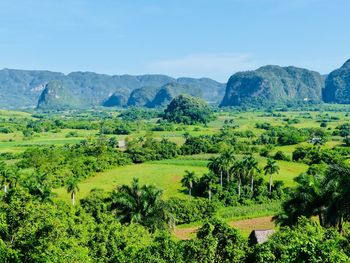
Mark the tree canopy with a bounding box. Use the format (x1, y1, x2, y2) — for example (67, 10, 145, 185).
(163, 95, 215, 125)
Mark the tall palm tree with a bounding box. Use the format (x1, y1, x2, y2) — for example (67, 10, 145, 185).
(323, 165, 350, 233)
(220, 150, 235, 184)
(243, 155, 259, 192)
(112, 178, 174, 232)
(275, 164, 350, 233)
(263, 158, 280, 194)
(181, 170, 197, 196)
(0, 162, 12, 193)
(26, 172, 54, 202)
(66, 177, 80, 206)
(202, 172, 217, 200)
(207, 157, 225, 187)
(312, 137, 324, 151)
(274, 170, 326, 227)
(230, 160, 245, 196)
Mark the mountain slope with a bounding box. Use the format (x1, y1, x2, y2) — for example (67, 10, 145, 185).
(220, 65, 324, 107)
(0, 69, 65, 109)
(37, 80, 81, 109)
(147, 83, 202, 108)
(323, 59, 350, 103)
(0, 68, 224, 109)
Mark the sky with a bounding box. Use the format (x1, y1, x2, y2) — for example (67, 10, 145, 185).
(0, 0, 349, 82)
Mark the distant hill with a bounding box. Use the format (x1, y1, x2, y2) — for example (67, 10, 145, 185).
(102, 88, 130, 107)
(148, 83, 202, 108)
(0, 68, 225, 109)
(0, 69, 65, 109)
(127, 83, 202, 108)
(220, 65, 324, 107)
(37, 80, 81, 110)
(323, 59, 350, 104)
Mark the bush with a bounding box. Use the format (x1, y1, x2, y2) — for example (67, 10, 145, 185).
(248, 218, 350, 262)
(274, 151, 290, 161)
(344, 137, 350, 146)
(0, 127, 13, 133)
(320, 122, 327, 128)
(167, 198, 218, 224)
(65, 131, 79, 138)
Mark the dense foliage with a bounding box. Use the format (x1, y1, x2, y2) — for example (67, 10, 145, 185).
(324, 59, 350, 104)
(220, 65, 324, 107)
(0, 68, 224, 110)
(1, 105, 350, 262)
(163, 95, 215, 125)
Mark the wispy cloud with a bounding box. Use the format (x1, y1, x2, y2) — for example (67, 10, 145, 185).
(146, 53, 258, 82)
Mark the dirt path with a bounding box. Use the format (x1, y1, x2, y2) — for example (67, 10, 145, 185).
(174, 216, 274, 240)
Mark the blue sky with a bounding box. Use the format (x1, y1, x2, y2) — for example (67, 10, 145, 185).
(0, 0, 349, 82)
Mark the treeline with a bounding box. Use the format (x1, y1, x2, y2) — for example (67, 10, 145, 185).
(179, 152, 284, 209)
(1, 181, 349, 262)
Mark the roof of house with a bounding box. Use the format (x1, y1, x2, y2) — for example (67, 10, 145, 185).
(249, 229, 275, 245)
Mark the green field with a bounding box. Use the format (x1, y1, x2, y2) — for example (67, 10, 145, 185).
(55, 152, 308, 204)
(55, 162, 208, 202)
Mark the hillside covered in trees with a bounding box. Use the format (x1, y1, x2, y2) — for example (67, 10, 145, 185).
(220, 65, 324, 107)
(5, 59, 350, 110)
(0, 69, 225, 109)
(323, 59, 350, 104)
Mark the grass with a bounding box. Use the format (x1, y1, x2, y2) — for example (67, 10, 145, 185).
(217, 201, 281, 222)
(258, 158, 308, 187)
(54, 151, 307, 203)
(149, 159, 209, 167)
(174, 201, 281, 239)
(177, 201, 281, 229)
(55, 163, 208, 203)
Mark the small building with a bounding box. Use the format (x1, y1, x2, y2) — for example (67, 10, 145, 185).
(118, 140, 126, 149)
(308, 137, 322, 144)
(249, 229, 275, 246)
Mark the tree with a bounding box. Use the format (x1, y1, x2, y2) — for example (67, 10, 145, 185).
(263, 159, 280, 194)
(111, 178, 174, 232)
(25, 172, 54, 202)
(322, 164, 350, 233)
(220, 150, 235, 184)
(66, 177, 80, 206)
(249, 218, 350, 262)
(201, 173, 217, 200)
(230, 160, 245, 196)
(163, 95, 214, 125)
(207, 156, 225, 187)
(183, 218, 248, 262)
(274, 164, 330, 228)
(243, 155, 260, 192)
(0, 162, 12, 193)
(0, 190, 93, 262)
(181, 170, 197, 196)
(312, 137, 324, 151)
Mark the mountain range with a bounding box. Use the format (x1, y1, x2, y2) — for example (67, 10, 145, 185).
(0, 69, 225, 110)
(1, 59, 350, 110)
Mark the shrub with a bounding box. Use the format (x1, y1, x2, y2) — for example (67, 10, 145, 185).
(274, 151, 290, 161)
(167, 198, 218, 224)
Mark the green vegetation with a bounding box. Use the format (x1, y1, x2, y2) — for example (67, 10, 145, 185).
(1, 105, 350, 261)
(220, 65, 324, 107)
(37, 80, 81, 109)
(0, 68, 224, 109)
(324, 59, 350, 103)
(163, 95, 215, 125)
